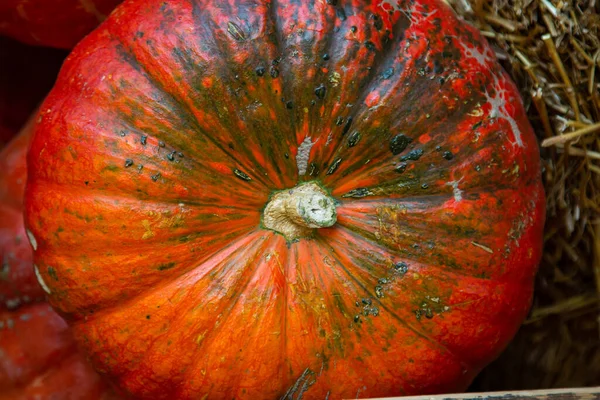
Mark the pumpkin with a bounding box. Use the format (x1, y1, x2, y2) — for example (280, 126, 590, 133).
(0, 114, 45, 309)
(0, 0, 122, 49)
(0, 302, 119, 399)
(24, 0, 545, 398)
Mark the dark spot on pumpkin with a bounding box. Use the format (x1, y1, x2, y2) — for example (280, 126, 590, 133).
(364, 41, 376, 51)
(140, 135, 147, 145)
(286, 100, 293, 109)
(347, 131, 361, 147)
(390, 134, 412, 155)
(326, 158, 342, 175)
(47, 267, 58, 281)
(443, 151, 454, 160)
(157, 262, 176, 271)
(372, 14, 383, 30)
(342, 117, 353, 135)
(124, 159, 134, 168)
(400, 149, 424, 161)
(382, 67, 394, 80)
(342, 187, 371, 198)
(158, 141, 165, 148)
(227, 21, 246, 41)
(336, 8, 346, 21)
(233, 169, 252, 181)
(255, 66, 265, 76)
(151, 172, 161, 182)
(350, 26, 357, 33)
(395, 163, 407, 173)
(84, 181, 89, 185)
(314, 84, 326, 99)
(394, 262, 408, 274)
(146, 315, 151, 320)
(270, 66, 279, 78)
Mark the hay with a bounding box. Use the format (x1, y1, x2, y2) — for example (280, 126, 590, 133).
(446, 0, 600, 390)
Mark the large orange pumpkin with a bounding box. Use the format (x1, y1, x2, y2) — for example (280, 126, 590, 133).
(25, 0, 545, 398)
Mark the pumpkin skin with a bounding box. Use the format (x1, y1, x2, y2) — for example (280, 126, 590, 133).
(0, 303, 119, 399)
(24, 0, 545, 399)
(0, 114, 45, 309)
(0, 0, 122, 49)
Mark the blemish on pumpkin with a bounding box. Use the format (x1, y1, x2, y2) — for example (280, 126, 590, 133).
(328, 71, 341, 87)
(157, 262, 176, 271)
(296, 137, 315, 176)
(226, 21, 246, 41)
(389, 134, 412, 155)
(233, 169, 252, 182)
(47, 267, 58, 281)
(400, 149, 424, 161)
(142, 220, 155, 240)
(446, 180, 463, 202)
(347, 131, 361, 147)
(471, 241, 494, 254)
(26, 229, 37, 251)
(34, 265, 51, 294)
(314, 84, 326, 99)
(327, 158, 342, 175)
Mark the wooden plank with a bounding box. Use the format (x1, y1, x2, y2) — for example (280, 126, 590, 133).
(364, 387, 600, 400)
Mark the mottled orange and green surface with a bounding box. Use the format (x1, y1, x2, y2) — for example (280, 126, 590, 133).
(24, 0, 544, 399)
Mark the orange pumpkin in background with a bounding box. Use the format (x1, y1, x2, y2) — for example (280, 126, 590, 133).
(0, 303, 119, 399)
(0, 0, 122, 49)
(0, 114, 45, 309)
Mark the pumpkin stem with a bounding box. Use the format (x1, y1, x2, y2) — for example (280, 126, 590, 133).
(263, 181, 337, 240)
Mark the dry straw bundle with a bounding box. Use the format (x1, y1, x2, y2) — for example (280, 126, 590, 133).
(446, 0, 600, 390)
